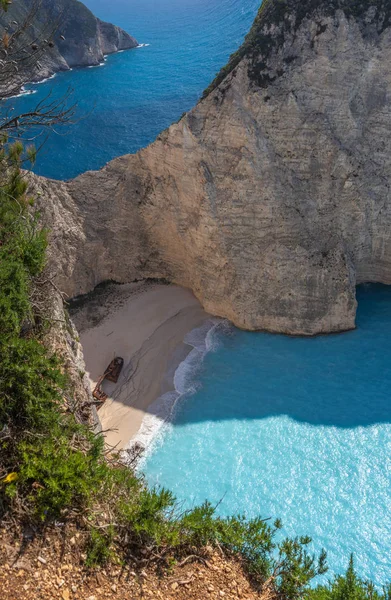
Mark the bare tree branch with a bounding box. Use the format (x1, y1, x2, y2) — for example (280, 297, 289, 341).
(0, 88, 77, 134)
(0, 1, 78, 149)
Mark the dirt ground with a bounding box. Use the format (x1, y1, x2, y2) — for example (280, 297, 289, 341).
(0, 526, 271, 600)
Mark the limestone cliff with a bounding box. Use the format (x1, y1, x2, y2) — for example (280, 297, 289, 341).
(34, 0, 391, 335)
(0, 0, 138, 94)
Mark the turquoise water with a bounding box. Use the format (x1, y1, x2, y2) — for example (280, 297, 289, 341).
(142, 284, 391, 584)
(7, 0, 259, 179)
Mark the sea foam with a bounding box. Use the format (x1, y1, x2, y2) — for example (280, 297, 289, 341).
(123, 318, 226, 466)
(7, 86, 37, 99)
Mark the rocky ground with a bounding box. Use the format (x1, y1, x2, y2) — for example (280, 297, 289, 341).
(0, 526, 270, 600)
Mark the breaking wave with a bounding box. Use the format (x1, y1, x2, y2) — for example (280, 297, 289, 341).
(123, 318, 228, 467)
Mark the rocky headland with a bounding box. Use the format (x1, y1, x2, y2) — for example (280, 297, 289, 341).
(0, 0, 138, 94)
(32, 0, 391, 336)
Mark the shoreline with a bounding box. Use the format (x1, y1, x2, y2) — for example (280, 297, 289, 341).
(128, 316, 223, 464)
(2, 43, 148, 100)
(71, 282, 210, 451)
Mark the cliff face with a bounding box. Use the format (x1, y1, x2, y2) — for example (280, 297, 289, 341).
(0, 0, 138, 91)
(49, 0, 138, 69)
(35, 0, 391, 335)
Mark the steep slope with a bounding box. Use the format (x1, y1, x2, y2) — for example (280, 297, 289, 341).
(34, 0, 391, 335)
(0, 0, 138, 92)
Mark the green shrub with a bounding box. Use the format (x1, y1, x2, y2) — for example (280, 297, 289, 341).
(86, 526, 116, 567)
(0, 140, 107, 521)
(307, 555, 391, 600)
(17, 428, 104, 518)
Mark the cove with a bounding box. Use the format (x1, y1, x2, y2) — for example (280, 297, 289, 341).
(142, 284, 391, 584)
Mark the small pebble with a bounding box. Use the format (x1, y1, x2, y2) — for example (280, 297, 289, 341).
(62, 589, 70, 600)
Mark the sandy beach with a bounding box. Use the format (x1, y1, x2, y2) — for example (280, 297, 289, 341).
(71, 282, 209, 450)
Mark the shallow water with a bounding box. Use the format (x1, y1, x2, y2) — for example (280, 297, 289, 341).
(142, 284, 391, 584)
(7, 0, 259, 179)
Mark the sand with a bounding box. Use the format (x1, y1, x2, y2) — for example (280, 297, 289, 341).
(71, 282, 209, 450)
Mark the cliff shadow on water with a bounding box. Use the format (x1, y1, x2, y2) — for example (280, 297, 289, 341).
(139, 284, 391, 430)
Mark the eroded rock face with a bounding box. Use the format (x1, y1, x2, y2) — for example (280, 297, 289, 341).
(35, 0, 391, 335)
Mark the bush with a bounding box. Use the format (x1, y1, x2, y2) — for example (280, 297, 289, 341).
(86, 526, 115, 567)
(307, 555, 391, 600)
(0, 140, 108, 521)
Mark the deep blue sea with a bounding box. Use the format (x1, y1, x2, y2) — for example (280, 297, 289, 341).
(7, 0, 391, 585)
(8, 0, 260, 179)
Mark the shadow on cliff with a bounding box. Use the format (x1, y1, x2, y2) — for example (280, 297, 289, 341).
(143, 284, 391, 429)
